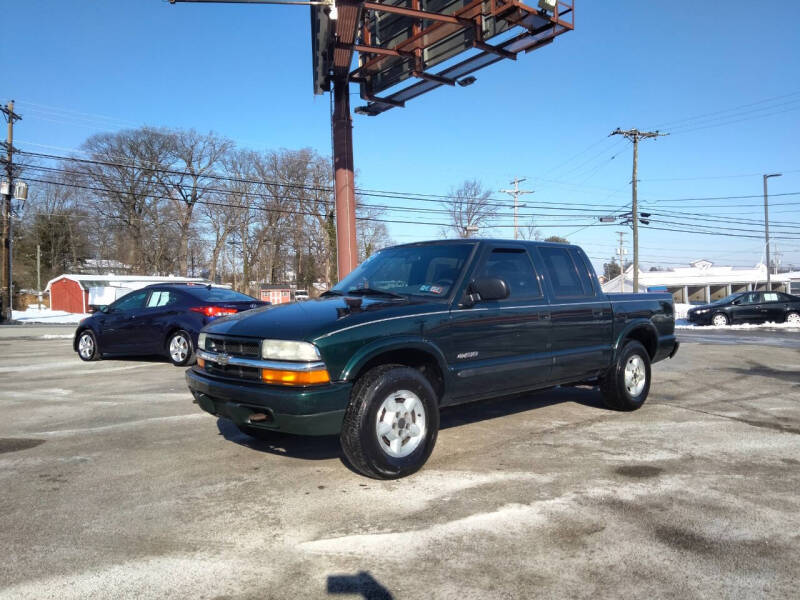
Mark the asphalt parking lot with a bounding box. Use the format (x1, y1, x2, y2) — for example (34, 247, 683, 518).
(1, 325, 798, 599)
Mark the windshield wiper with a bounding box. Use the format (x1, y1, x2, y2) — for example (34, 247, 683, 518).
(321, 289, 344, 297)
(345, 288, 406, 299)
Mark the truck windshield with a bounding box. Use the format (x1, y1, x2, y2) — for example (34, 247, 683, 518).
(333, 243, 474, 298)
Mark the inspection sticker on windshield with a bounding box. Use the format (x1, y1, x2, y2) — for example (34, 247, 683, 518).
(429, 285, 444, 295)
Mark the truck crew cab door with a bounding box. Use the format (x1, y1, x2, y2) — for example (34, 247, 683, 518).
(438, 243, 552, 403)
(534, 245, 613, 382)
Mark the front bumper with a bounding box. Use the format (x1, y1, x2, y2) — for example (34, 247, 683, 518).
(186, 368, 352, 435)
(686, 311, 712, 324)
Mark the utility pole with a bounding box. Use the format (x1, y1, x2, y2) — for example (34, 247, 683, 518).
(763, 173, 781, 290)
(36, 244, 42, 307)
(616, 231, 627, 292)
(610, 128, 667, 292)
(500, 177, 533, 240)
(1, 100, 22, 322)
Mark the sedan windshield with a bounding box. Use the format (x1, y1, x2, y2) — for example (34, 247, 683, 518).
(712, 293, 744, 305)
(333, 243, 474, 298)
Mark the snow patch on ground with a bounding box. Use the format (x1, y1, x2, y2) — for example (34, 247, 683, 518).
(40, 334, 74, 339)
(11, 308, 88, 324)
(676, 319, 800, 331)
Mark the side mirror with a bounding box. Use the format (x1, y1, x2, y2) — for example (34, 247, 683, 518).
(731, 300, 740, 305)
(468, 278, 510, 304)
(100, 305, 110, 314)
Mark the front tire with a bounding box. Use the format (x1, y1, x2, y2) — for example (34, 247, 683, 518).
(77, 330, 100, 361)
(167, 330, 195, 366)
(341, 365, 439, 479)
(600, 341, 651, 411)
(712, 313, 729, 326)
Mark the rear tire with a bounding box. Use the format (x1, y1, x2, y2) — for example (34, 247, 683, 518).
(600, 341, 651, 411)
(786, 311, 800, 325)
(167, 330, 195, 366)
(77, 330, 100, 361)
(341, 365, 439, 479)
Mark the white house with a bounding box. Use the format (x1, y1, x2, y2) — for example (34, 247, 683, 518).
(602, 259, 792, 303)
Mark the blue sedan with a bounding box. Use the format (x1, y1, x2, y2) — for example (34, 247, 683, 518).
(74, 283, 268, 365)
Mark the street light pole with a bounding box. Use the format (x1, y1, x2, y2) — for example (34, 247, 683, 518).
(763, 173, 781, 290)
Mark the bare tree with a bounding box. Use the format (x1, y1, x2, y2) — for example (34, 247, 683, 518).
(439, 180, 497, 238)
(159, 130, 233, 276)
(77, 128, 173, 272)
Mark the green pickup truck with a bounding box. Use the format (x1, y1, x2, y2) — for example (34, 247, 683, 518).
(186, 239, 678, 478)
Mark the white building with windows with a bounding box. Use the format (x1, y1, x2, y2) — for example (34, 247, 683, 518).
(602, 260, 793, 303)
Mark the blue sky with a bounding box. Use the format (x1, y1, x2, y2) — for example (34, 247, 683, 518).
(3, 0, 799, 273)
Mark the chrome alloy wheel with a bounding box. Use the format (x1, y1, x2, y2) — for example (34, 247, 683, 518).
(375, 390, 427, 458)
(712, 313, 728, 326)
(169, 334, 189, 363)
(78, 332, 95, 360)
(787, 312, 800, 325)
(624, 355, 647, 397)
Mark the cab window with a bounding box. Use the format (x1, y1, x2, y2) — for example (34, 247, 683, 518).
(539, 247, 589, 298)
(476, 248, 541, 300)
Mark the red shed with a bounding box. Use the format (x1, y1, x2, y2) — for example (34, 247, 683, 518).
(48, 276, 88, 314)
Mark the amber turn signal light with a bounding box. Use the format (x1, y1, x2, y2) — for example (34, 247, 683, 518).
(261, 368, 330, 386)
(197, 358, 205, 368)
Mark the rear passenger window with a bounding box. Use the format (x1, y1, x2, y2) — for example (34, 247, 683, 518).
(539, 247, 589, 298)
(147, 291, 177, 307)
(477, 248, 541, 300)
(569, 249, 597, 296)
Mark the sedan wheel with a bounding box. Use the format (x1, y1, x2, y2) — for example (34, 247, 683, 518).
(77, 330, 100, 361)
(787, 312, 800, 325)
(712, 313, 729, 326)
(168, 330, 195, 366)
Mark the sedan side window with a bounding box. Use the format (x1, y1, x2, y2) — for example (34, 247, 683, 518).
(147, 290, 177, 308)
(110, 290, 148, 312)
(763, 292, 780, 303)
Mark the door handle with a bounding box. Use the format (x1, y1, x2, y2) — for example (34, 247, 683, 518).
(540, 312, 551, 321)
(592, 308, 604, 318)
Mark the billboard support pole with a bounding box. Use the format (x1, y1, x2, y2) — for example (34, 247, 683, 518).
(332, 76, 358, 281)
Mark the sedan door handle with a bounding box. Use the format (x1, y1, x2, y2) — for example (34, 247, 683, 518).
(540, 312, 551, 321)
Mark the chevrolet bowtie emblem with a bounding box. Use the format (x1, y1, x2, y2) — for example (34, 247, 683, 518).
(216, 353, 231, 366)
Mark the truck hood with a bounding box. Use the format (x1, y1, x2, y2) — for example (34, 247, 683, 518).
(200, 296, 424, 341)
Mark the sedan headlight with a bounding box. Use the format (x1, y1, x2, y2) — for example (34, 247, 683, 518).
(261, 340, 321, 361)
(197, 332, 207, 350)
(695, 309, 710, 314)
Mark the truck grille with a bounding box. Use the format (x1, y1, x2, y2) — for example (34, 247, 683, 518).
(205, 335, 260, 359)
(205, 362, 261, 381)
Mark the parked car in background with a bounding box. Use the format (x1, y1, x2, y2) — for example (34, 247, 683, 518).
(294, 289, 309, 301)
(687, 291, 800, 326)
(74, 284, 268, 365)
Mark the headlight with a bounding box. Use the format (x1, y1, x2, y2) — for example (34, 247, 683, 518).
(198, 333, 206, 350)
(261, 340, 321, 361)
(696, 309, 709, 314)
